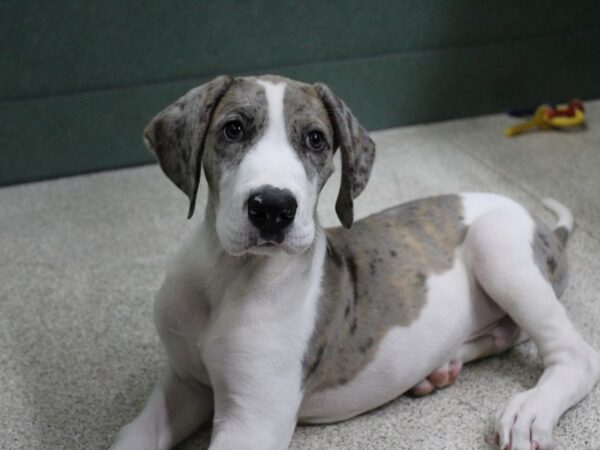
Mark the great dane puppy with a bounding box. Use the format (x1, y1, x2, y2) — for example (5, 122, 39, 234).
(111, 75, 600, 450)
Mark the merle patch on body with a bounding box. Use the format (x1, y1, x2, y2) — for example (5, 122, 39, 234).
(531, 215, 569, 297)
(302, 195, 467, 393)
(554, 226, 569, 247)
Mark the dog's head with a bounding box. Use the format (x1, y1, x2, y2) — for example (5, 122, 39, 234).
(144, 75, 375, 256)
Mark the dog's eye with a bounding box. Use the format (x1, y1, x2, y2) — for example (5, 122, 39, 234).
(223, 120, 245, 142)
(306, 130, 326, 152)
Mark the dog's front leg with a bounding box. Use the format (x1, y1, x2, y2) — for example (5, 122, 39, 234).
(111, 368, 213, 450)
(204, 330, 305, 450)
(208, 383, 301, 450)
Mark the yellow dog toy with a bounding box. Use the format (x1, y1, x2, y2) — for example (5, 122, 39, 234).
(505, 100, 585, 137)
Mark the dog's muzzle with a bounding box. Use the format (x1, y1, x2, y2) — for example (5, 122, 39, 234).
(247, 186, 298, 244)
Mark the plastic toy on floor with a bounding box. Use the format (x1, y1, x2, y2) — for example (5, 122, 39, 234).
(505, 99, 585, 137)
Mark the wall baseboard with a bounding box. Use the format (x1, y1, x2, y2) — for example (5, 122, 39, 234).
(2, 29, 599, 186)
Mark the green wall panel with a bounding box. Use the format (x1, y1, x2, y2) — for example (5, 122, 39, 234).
(3, 29, 599, 186)
(3, 0, 600, 99)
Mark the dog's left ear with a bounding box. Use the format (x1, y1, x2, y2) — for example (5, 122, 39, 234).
(315, 83, 376, 228)
(143, 75, 234, 218)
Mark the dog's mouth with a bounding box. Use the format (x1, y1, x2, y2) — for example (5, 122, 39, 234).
(248, 238, 285, 255)
(256, 235, 282, 247)
(221, 221, 314, 257)
(254, 228, 287, 247)
(258, 229, 286, 244)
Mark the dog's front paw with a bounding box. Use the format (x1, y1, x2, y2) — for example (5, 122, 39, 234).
(494, 389, 556, 450)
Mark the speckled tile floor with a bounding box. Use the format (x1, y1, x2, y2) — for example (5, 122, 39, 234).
(1, 101, 599, 449)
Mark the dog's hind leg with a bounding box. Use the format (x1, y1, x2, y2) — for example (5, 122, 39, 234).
(465, 206, 600, 450)
(110, 368, 213, 450)
(410, 316, 527, 396)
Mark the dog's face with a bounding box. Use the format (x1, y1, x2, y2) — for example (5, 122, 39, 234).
(143, 75, 375, 256)
(203, 77, 335, 255)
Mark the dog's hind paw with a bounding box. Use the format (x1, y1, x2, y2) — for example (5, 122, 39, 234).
(409, 359, 463, 397)
(494, 389, 556, 450)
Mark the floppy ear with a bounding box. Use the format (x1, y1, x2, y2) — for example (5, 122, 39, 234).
(143, 75, 233, 218)
(314, 83, 376, 228)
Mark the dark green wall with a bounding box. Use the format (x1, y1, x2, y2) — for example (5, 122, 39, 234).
(2, 1, 600, 186)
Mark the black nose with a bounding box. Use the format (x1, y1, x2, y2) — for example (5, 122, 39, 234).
(247, 187, 298, 242)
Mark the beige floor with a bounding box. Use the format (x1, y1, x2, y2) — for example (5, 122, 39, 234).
(1, 102, 599, 449)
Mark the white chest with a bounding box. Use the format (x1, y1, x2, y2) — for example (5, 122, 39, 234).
(154, 230, 326, 388)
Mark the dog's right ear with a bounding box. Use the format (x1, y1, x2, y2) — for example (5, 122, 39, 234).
(143, 75, 233, 219)
(315, 83, 376, 229)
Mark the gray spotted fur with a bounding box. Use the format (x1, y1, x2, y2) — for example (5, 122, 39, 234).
(202, 78, 269, 200)
(554, 226, 569, 247)
(143, 75, 234, 218)
(531, 216, 569, 297)
(314, 83, 376, 229)
(303, 195, 467, 393)
(143, 75, 375, 228)
(283, 80, 335, 191)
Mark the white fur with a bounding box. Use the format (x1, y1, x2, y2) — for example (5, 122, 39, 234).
(112, 220, 327, 450)
(463, 198, 600, 450)
(543, 197, 574, 232)
(204, 229, 326, 449)
(112, 84, 600, 450)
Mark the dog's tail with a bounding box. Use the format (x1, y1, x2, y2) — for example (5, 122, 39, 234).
(542, 198, 574, 246)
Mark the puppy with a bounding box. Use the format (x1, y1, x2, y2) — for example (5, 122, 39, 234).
(111, 75, 600, 450)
